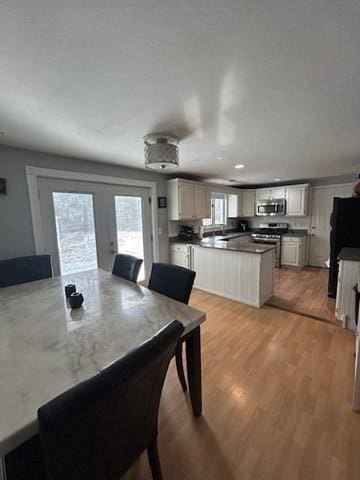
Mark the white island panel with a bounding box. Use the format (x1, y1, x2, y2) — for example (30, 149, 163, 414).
(192, 246, 274, 307)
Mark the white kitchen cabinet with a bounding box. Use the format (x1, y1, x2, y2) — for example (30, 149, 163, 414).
(179, 182, 194, 219)
(193, 184, 208, 218)
(192, 245, 274, 307)
(281, 243, 299, 266)
(256, 187, 286, 202)
(281, 236, 307, 268)
(270, 187, 287, 199)
(167, 179, 210, 220)
(170, 243, 192, 269)
(241, 190, 255, 217)
(228, 194, 241, 218)
(286, 185, 309, 216)
(256, 189, 272, 201)
(335, 257, 360, 331)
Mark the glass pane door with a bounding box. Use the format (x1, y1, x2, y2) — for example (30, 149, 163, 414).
(52, 192, 98, 275)
(107, 186, 153, 282)
(38, 178, 109, 276)
(114, 195, 145, 280)
(37, 179, 154, 279)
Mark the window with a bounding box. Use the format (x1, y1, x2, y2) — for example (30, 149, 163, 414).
(202, 192, 227, 227)
(52, 192, 98, 275)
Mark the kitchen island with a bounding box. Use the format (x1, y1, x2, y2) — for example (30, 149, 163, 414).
(171, 235, 275, 308)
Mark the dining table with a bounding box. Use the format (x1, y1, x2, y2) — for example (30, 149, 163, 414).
(0, 268, 206, 480)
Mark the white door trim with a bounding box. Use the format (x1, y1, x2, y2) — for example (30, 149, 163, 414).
(26, 166, 159, 263)
(308, 183, 352, 267)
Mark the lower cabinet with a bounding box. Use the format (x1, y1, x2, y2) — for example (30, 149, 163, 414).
(170, 244, 192, 269)
(335, 259, 360, 331)
(281, 236, 307, 268)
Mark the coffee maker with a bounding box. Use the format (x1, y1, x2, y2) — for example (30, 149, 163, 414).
(178, 225, 197, 240)
(239, 220, 249, 232)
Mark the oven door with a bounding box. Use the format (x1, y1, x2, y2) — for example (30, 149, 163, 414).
(253, 237, 280, 267)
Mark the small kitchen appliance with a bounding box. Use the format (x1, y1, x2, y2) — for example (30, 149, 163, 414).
(178, 225, 197, 241)
(239, 220, 249, 232)
(256, 198, 286, 216)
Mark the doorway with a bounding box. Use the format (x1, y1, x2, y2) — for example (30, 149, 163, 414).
(37, 178, 153, 281)
(309, 184, 352, 267)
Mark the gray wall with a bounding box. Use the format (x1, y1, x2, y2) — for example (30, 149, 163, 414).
(0, 145, 169, 261)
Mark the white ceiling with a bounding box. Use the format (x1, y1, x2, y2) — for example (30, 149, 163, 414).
(0, 0, 359, 184)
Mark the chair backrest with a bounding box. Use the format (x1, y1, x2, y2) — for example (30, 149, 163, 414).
(0, 255, 52, 288)
(112, 253, 143, 283)
(148, 263, 196, 305)
(38, 320, 184, 480)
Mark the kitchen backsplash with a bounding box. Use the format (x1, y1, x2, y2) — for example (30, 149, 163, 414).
(168, 216, 309, 237)
(168, 218, 239, 237)
(247, 216, 310, 230)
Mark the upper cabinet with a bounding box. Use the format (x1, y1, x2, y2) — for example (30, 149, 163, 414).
(256, 187, 286, 201)
(167, 178, 309, 221)
(255, 184, 309, 216)
(193, 184, 208, 218)
(286, 185, 309, 216)
(270, 187, 287, 199)
(227, 193, 241, 218)
(167, 179, 210, 220)
(241, 190, 256, 217)
(256, 189, 271, 201)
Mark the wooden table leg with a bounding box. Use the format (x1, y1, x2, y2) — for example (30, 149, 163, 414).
(185, 326, 202, 417)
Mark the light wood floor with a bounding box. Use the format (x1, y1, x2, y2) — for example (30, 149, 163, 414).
(267, 267, 337, 323)
(124, 289, 359, 480)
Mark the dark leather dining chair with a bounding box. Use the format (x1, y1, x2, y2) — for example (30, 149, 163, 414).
(112, 253, 143, 283)
(0, 255, 52, 288)
(148, 263, 196, 392)
(38, 320, 184, 480)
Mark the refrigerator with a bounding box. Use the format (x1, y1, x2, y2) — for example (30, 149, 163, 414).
(328, 197, 360, 297)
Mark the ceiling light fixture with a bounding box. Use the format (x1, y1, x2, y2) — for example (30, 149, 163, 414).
(217, 156, 222, 160)
(144, 133, 179, 170)
(274, 178, 281, 182)
(234, 164, 244, 169)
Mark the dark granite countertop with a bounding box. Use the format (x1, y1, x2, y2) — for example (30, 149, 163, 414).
(170, 234, 275, 254)
(283, 229, 308, 237)
(338, 247, 360, 262)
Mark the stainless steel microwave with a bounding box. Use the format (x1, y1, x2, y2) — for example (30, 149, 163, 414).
(256, 198, 286, 216)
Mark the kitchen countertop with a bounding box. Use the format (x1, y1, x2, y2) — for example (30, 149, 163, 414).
(338, 247, 360, 262)
(170, 234, 275, 254)
(282, 229, 308, 237)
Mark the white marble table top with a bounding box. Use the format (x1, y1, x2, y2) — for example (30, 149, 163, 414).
(0, 269, 205, 456)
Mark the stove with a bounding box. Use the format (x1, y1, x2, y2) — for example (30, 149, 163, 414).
(251, 223, 288, 267)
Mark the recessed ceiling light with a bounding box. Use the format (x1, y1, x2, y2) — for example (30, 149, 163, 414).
(234, 164, 244, 169)
(217, 156, 222, 160)
(274, 178, 281, 182)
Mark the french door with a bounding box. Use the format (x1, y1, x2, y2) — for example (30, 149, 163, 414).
(106, 185, 152, 281)
(38, 178, 153, 280)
